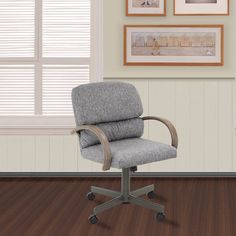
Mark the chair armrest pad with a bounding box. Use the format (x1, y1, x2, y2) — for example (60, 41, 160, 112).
(142, 116, 178, 148)
(71, 125, 112, 171)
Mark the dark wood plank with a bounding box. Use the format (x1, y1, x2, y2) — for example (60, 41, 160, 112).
(0, 177, 236, 236)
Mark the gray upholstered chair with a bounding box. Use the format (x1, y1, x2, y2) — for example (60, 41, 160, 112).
(71, 82, 178, 224)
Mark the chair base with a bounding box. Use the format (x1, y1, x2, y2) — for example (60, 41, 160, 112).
(88, 168, 165, 221)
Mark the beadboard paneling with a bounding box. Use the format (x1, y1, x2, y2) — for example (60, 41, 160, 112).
(35, 136, 50, 172)
(218, 80, 234, 172)
(0, 136, 7, 172)
(63, 136, 78, 172)
(6, 136, 22, 172)
(21, 136, 35, 172)
(189, 81, 205, 172)
(204, 81, 219, 172)
(148, 80, 177, 173)
(0, 78, 235, 173)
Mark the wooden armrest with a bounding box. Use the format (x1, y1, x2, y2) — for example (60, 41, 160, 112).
(142, 116, 178, 148)
(71, 125, 112, 171)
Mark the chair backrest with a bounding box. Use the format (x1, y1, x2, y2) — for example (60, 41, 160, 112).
(72, 82, 144, 148)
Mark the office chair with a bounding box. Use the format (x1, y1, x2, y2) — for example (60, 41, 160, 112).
(71, 82, 178, 224)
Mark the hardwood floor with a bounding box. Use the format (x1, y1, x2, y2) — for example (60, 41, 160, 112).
(0, 177, 236, 236)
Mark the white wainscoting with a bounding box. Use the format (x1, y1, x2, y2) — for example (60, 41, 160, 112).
(0, 78, 235, 173)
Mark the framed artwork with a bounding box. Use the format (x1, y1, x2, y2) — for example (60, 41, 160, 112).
(174, 0, 229, 15)
(126, 0, 166, 16)
(124, 25, 224, 66)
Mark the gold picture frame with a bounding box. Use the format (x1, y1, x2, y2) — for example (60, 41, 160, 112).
(174, 0, 229, 16)
(126, 0, 166, 16)
(124, 25, 224, 66)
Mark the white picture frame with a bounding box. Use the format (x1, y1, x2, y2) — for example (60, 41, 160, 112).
(126, 0, 166, 16)
(174, 0, 229, 15)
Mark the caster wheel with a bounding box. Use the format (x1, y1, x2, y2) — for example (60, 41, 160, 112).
(88, 215, 98, 224)
(155, 212, 165, 221)
(147, 191, 156, 199)
(130, 166, 137, 172)
(86, 192, 95, 201)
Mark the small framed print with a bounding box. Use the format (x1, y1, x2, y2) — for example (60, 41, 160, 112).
(126, 0, 166, 16)
(124, 25, 224, 66)
(174, 0, 229, 15)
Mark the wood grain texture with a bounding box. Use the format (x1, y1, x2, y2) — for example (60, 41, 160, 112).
(0, 178, 236, 236)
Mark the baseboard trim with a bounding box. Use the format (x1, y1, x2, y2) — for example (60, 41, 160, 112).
(0, 172, 236, 178)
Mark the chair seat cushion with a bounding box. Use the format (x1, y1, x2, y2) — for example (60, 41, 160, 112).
(81, 138, 177, 169)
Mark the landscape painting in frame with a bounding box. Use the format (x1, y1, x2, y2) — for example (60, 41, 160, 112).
(174, 0, 229, 15)
(124, 25, 223, 66)
(126, 0, 166, 16)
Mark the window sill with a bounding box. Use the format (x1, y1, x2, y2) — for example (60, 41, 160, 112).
(0, 116, 76, 135)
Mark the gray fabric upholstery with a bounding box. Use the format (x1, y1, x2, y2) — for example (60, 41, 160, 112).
(80, 118, 144, 148)
(71, 82, 143, 125)
(72, 82, 176, 169)
(81, 138, 177, 169)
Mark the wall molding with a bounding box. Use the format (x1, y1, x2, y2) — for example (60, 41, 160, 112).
(105, 77, 235, 80)
(0, 116, 75, 135)
(1, 172, 236, 178)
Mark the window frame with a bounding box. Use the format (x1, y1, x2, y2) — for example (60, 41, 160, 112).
(0, 0, 103, 134)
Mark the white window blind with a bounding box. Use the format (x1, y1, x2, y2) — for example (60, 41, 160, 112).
(0, 0, 97, 124)
(0, 66, 34, 115)
(0, 0, 34, 58)
(42, 65, 89, 115)
(43, 0, 90, 58)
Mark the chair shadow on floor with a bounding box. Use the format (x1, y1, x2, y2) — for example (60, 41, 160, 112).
(91, 193, 179, 229)
(96, 221, 113, 230)
(152, 194, 168, 203)
(163, 218, 180, 228)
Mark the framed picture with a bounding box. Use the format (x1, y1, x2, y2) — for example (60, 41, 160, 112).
(174, 0, 229, 15)
(126, 0, 166, 16)
(124, 25, 224, 66)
